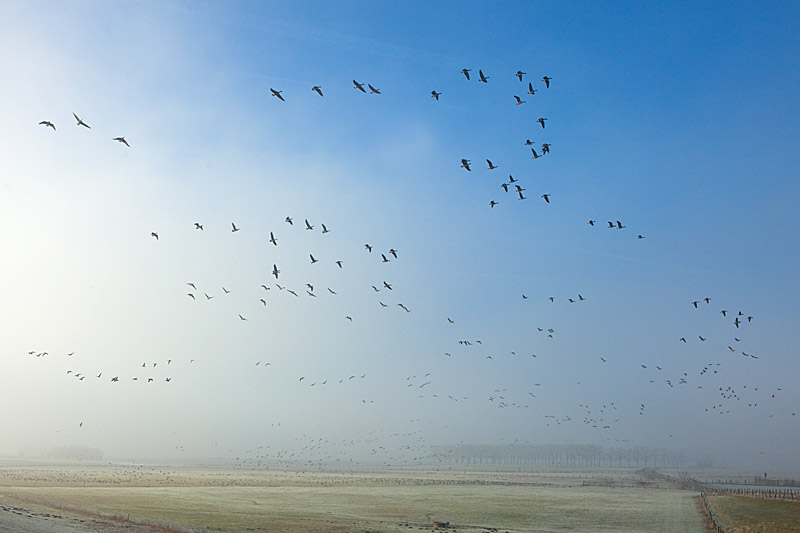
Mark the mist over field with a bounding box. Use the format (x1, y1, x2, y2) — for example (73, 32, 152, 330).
(1, 1, 798, 476)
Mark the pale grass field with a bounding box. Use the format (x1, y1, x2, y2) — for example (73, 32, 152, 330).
(0, 463, 708, 532)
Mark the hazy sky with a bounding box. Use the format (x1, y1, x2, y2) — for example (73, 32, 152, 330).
(1, 1, 798, 472)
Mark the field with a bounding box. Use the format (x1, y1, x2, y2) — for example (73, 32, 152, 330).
(0, 461, 711, 532)
(706, 494, 800, 533)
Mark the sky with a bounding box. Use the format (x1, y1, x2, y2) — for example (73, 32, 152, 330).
(1, 1, 798, 472)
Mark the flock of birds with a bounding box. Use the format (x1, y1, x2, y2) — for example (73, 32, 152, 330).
(25, 64, 788, 467)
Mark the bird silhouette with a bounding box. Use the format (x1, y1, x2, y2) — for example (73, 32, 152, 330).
(431, 90, 441, 100)
(516, 70, 526, 81)
(353, 80, 366, 93)
(269, 232, 277, 245)
(305, 219, 314, 230)
(478, 69, 489, 83)
(461, 158, 471, 171)
(542, 76, 551, 88)
(312, 85, 323, 96)
(487, 159, 498, 169)
(39, 120, 56, 130)
(231, 222, 240, 232)
(528, 82, 536, 95)
(368, 84, 381, 94)
(461, 68, 471, 80)
(73, 112, 90, 128)
(113, 136, 129, 146)
(513, 95, 525, 105)
(537, 117, 547, 128)
(270, 88, 285, 101)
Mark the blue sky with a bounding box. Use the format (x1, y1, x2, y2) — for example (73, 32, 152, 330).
(1, 1, 798, 470)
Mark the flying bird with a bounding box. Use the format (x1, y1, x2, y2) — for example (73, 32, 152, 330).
(513, 95, 525, 105)
(310, 254, 319, 264)
(113, 136, 129, 146)
(542, 76, 551, 88)
(528, 82, 536, 95)
(194, 222, 203, 230)
(431, 90, 441, 100)
(353, 80, 367, 93)
(537, 117, 548, 128)
(321, 224, 330, 233)
(490, 200, 498, 208)
(269, 232, 277, 245)
(461, 158, 471, 171)
(285, 216, 293, 225)
(478, 69, 489, 83)
(541, 194, 550, 203)
(389, 249, 398, 258)
(72, 112, 90, 128)
(272, 264, 280, 279)
(368, 84, 381, 94)
(270, 88, 285, 101)
(188, 282, 197, 289)
(305, 219, 313, 230)
(516, 70, 526, 81)
(151, 232, 159, 240)
(461, 68, 471, 80)
(487, 159, 498, 169)
(381, 253, 390, 263)
(39, 120, 56, 130)
(312, 85, 323, 96)
(231, 222, 240, 232)
(239, 314, 247, 321)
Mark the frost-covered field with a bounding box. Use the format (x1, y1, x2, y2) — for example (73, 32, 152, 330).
(0, 462, 707, 532)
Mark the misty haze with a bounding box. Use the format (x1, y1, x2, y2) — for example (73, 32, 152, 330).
(1, 1, 798, 532)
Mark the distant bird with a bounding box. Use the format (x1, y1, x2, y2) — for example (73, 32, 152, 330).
(541, 143, 550, 153)
(194, 222, 203, 230)
(531, 148, 541, 159)
(222, 287, 230, 294)
(321, 224, 330, 234)
(398, 303, 410, 313)
(72, 112, 90, 128)
(527, 82, 536, 95)
(513, 95, 525, 105)
(187, 293, 195, 300)
(368, 84, 381, 94)
(312, 85, 323, 96)
(461, 158, 471, 171)
(381, 253, 390, 263)
(680, 337, 687, 343)
(487, 159, 498, 169)
(518, 191, 527, 200)
(692, 301, 699, 308)
(508, 175, 517, 183)
(335, 260, 343, 268)
(525, 139, 534, 146)
(327, 288, 336, 294)
(310, 254, 319, 264)
(699, 336, 706, 341)
(305, 219, 313, 230)
(448, 318, 454, 324)
(541, 194, 550, 203)
(721, 310, 728, 316)
(542, 76, 551, 88)
(461, 68, 471, 80)
(616, 221, 625, 229)
(365, 244, 373, 252)
(353, 80, 367, 93)
(501, 183, 509, 192)
(270, 88, 285, 101)
(269, 232, 277, 246)
(231, 222, 240, 232)
(588, 220, 595, 226)
(113, 136, 129, 147)
(260, 299, 267, 306)
(490, 200, 498, 208)
(537, 117, 548, 128)
(39, 120, 56, 130)
(516, 70, 526, 81)
(431, 90, 441, 100)
(151, 232, 159, 240)
(272, 264, 280, 279)
(704, 297, 711, 303)
(478, 69, 489, 83)
(285, 216, 293, 225)
(205, 293, 213, 300)
(389, 248, 398, 258)
(637, 235, 645, 239)
(383, 281, 393, 290)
